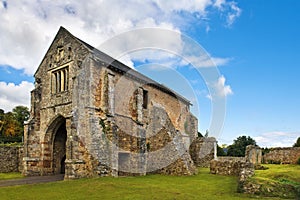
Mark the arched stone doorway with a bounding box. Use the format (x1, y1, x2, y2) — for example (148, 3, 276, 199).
(53, 120, 67, 174)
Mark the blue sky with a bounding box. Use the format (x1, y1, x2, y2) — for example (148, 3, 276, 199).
(0, 0, 299, 147)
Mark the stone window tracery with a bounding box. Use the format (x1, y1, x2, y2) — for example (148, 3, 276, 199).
(52, 67, 69, 93)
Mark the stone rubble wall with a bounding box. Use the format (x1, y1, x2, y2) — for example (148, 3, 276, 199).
(245, 145, 262, 165)
(210, 158, 255, 194)
(217, 156, 246, 162)
(0, 146, 24, 173)
(210, 159, 252, 176)
(189, 137, 216, 167)
(210, 145, 266, 195)
(263, 147, 300, 164)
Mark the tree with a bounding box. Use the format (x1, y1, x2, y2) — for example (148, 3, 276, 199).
(217, 144, 226, 156)
(293, 137, 300, 147)
(0, 106, 30, 143)
(13, 106, 30, 126)
(227, 135, 256, 157)
(0, 109, 4, 133)
(12, 106, 30, 136)
(2, 112, 18, 136)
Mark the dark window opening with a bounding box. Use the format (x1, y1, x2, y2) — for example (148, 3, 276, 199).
(143, 90, 148, 109)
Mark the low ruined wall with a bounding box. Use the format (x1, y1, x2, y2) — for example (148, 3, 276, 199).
(210, 159, 253, 176)
(210, 145, 263, 195)
(217, 156, 245, 162)
(263, 147, 300, 164)
(210, 159, 255, 194)
(189, 137, 216, 167)
(0, 146, 24, 173)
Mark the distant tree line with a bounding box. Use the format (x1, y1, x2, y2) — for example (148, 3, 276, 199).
(216, 135, 300, 157)
(217, 135, 257, 157)
(197, 130, 257, 157)
(0, 106, 29, 143)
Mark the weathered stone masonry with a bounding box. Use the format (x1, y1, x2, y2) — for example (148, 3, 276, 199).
(210, 145, 262, 195)
(0, 146, 24, 173)
(263, 147, 300, 164)
(189, 137, 216, 167)
(23, 27, 198, 179)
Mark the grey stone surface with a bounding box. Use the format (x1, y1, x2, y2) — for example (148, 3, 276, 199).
(189, 137, 216, 167)
(22, 27, 198, 179)
(0, 146, 23, 173)
(263, 147, 300, 164)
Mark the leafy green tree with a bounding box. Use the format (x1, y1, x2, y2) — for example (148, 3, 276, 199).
(227, 135, 256, 157)
(0, 109, 4, 134)
(0, 106, 30, 143)
(0, 109, 4, 119)
(217, 144, 226, 156)
(13, 106, 30, 126)
(2, 112, 18, 136)
(12, 106, 30, 136)
(293, 137, 300, 147)
(261, 147, 270, 156)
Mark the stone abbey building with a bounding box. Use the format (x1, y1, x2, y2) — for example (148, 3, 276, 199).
(23, 27, 198, 179)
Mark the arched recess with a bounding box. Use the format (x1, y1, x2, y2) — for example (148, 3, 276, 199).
(44, 115, 67, 174)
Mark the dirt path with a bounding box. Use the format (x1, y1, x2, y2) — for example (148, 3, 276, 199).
(0, 174, 65, 187)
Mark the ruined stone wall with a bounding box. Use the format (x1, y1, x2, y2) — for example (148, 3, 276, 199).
(245, 145, 262, 165)
(210, 159, 252, 176)
(189, 137, 216, 167)
(210, 156, 256, 195)
(263, 147, 300, 164)
(145, 106, 197, 175)
(217, 156, 246, 162)
(210, 145, 260, 176)
(89, 64, 198, 176)
(146, 86, 197, 140)
(0, 146, 24, 173)
(107, 67, 197, 139)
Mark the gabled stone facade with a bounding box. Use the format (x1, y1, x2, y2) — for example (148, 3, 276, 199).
(23, 27, 198, 179)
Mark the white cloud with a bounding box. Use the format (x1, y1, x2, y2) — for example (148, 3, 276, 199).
(0, 0, 241, 75)
(214, 0, 226, 8)
(0, 81, 34, 111)
(207, 75, 233, 99)
(226, 2, 242, 26)
(154, 0, 212, 13)
(254, 131, 300, 147)
(181, 55, 231, 68)
(213, 0, 241, 26)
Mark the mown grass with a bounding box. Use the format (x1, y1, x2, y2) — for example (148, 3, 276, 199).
(255, 164, 300, 183)
(249, 164, 300, 199)
(0, 172, 24, 180)
(0, 168, 282, 200)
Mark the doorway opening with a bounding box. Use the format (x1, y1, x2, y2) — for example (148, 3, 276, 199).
(53, 120, 67, 174)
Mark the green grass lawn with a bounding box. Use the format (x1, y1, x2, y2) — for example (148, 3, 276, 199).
(0, 172, 24, 180)
(255, 164, 300, 183)
(0, 168, 283, 200)
(248, 164, 300, 199)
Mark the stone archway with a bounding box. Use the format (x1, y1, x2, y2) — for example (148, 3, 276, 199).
(53, 120, 67, 174)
